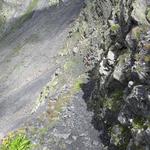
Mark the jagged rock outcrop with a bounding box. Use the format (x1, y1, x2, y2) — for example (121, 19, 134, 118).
(75, 0, 150, 149)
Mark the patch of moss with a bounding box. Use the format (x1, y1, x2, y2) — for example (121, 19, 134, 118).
(111, 125, 123, 146)
(13, 44, 22, 55)
(11, 0, 39, 32)
(103, 90, 123, 112)
(118, 50, 130, 65)
(73, 75, 86, 92)
(64, 60, 76, 71)
(132, 27, 142, 41)
(110, 125, 131, 149)
(12, 14, 32, 32)
(132, 117, 146, 130)
(110, 24, 120, 32)
(103, 98, 114, 110)
(144, 55, 150, 62)
(0, 15, 5, 29)
(26, 0, 39, 14)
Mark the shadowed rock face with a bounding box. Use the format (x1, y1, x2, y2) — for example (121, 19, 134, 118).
(76, 0, 150, 149)
(0, 0, 84, 138)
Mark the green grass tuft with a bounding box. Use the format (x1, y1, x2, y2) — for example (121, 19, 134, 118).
(0, 133, 32, 150)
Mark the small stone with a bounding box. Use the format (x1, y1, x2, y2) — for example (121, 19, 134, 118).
(72, 135, 77, 140)
(107, 50, 115, 65)
(147, 31, 150, 34)
(92, 140, 99, 146)
(55, 68, 61, 76)
(65, 140, 72, 144)
(43, 147, 48, 150)
(80, 133, 87, 137)
(67, 107, 72, 111)
(129, 119, 133, 123)
(73, 47, 78, 54)
(128, 81, 134, 88)
(54, 133, 70, 140)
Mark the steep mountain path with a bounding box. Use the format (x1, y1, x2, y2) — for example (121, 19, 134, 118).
(0, 0, 84, 137)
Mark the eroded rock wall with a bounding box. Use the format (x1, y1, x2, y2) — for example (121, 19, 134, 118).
(71, 0, 150, 149)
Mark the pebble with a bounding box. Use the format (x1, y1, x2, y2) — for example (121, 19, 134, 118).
(128, 81, 134, 88)
(73, 47, 79, 54)
(65, 139, 72, 144)
(72, 135, 77, 140)
(92, 140, 99, 146)
(53, 133, 70, 140)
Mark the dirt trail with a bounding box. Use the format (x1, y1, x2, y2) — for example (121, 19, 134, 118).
(0, 0, 84, 137)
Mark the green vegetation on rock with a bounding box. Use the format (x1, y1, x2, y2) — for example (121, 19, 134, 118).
(0, 132, 32, 150)
(0, 15, 5, 29)
(131, 117, 147, 130)
(133, 27, 142, 41)
(118, 50, 130, 65)
(110, 125, 131, 149)
(11, 0, 39, 32)
(103, 90, 123, 112)
(13, 45, 22, 55)
(110, 24, 120, 32)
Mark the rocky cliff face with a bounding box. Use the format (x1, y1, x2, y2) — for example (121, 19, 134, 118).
(0, 0, 149, 149)
(73, 0, 150, 149)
